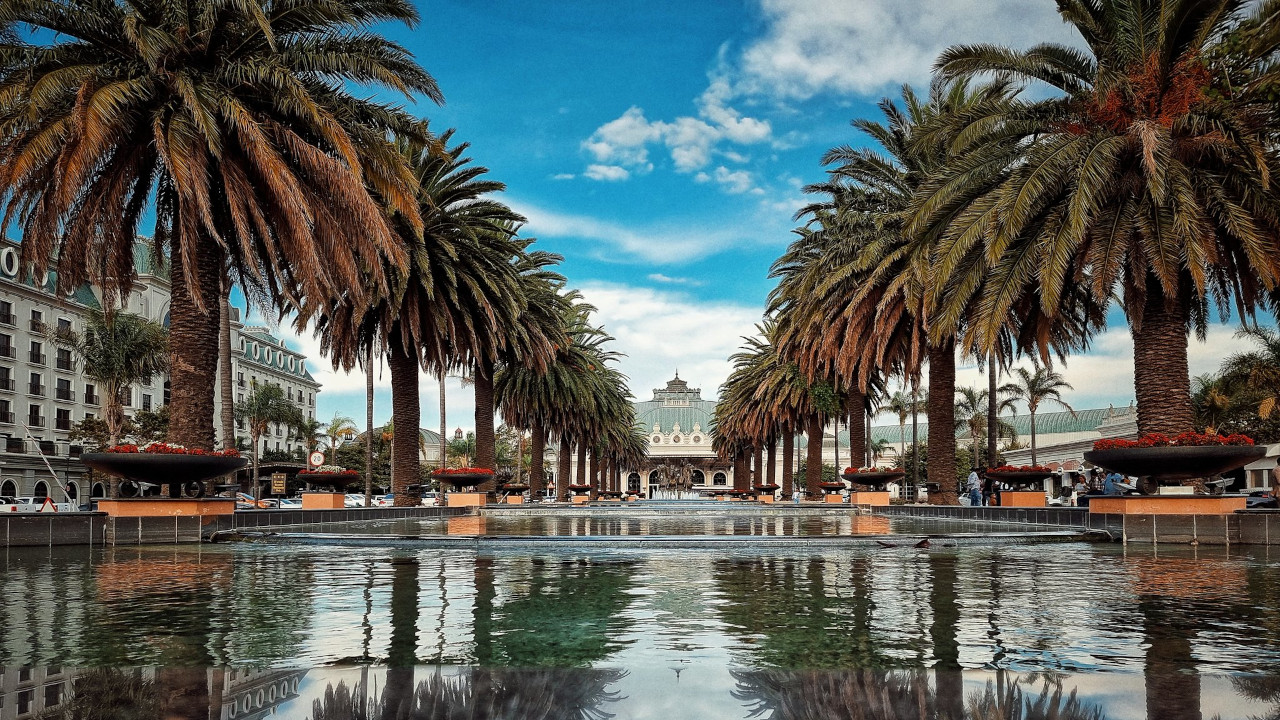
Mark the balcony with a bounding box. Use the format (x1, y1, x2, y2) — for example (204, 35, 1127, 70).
(0, 346, 14, 359)
(84, 393, 100, 405)
(28, 383, 44, 397)
(29, 319, 46, 333)
(28, 351, 45, 365)
(69, 445, 82, 458)
(38, 440, 55, 455)
(236, 379, 246, 388)
(0, 312, 14, 326)
(55, 357, 74, 371)
(55, 416, 70, 430)
(0, 378, 13, 392)
(55, 387, 73, 401)
(5, 437, 23, 452)
(0, 411, 13, 424)
(28, 415, 45, 428)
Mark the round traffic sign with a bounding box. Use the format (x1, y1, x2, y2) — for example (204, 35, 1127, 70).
(308, 451, 326, 467)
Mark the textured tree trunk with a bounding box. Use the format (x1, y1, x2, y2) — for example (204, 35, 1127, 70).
(588, 447, 600, 500)
(387, 336, 420, 507)
(575, 442, 587, 485)
(529, 425, 546, 496)
(911, 377, 920, 497)
(167, 240, 222, 450)
(473, 360, 497, 493)
(365, 346, 374, 505)
(733, 452, 749, 491)
(846, 391, 866, 470)
(216, 286, 236, 497)
(766, 440, 777, 487)
(752, 445, 763, 488)
(782, 431, 794, 498)
(1030, 411, 1038, 466)
(927, 340, 958, 505)
(438, 372, 447, 468)
(558, 435, 571, 501)
(1132, 286, 1194, 435)
(805, 413, 823, 498)
(986, 353, 998, 468)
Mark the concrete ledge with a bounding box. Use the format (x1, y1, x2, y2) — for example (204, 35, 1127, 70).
(1088, 495, 1247, 515)
(995, 491, 1047, 508)
(98, 498, 236, 517)
(1, 512, 107, 547)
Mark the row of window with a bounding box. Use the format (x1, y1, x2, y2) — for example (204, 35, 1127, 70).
(239, 336, 307, 376)
(235, 373, 314, 406)
(0, 370, 150, 407)
(0, 301, 73, 335)
(0, 337, 75, 370)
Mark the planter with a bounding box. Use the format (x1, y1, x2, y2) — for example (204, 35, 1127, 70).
(430, 472, 494, 489)
(1083, 445, 1266, 484)
(818, 482, 846, 493)
(298, 472, 362, 490)
(986, 470, 1053, 489)
(753, 484, 780, 493)
(840, 470, 905, 489)
(82, 453, 246, 498)
(567, 484, 594, 495)
(500, 484, 530, 494)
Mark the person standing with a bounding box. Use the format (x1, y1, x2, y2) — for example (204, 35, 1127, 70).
(966, 468, 982, 507)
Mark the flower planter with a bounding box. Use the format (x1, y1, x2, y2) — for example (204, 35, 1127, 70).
(500, 484, 530, 494)
(753, 484, 780, 493)
(298, 472, 362, 490)
(986, 470, 1053, 489)
(567, 484, 594, 495)
(82, 453, 246, 498)
(839, 470, 905, 489)
(430, 472, 494, 490)
(818, 482, 846, 493)
(1083, 445, 1266, 484)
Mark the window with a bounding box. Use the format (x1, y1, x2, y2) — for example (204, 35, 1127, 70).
(142, 394, 152, 411)
(0, 366, 12, 391)
(236, 372, 244, 388)
(713, 472, 727, 486)
(57, 318, 71, 333)
(84, 412, 94, 420)
(691, 469, 705, 485)
(55, 408, 70, 430)
(28, 340, 44, 365)
(17, 689, 31, 715)
(29, 308, 42, 331)
(0, 300, 13, 325)
(55, 378, 72, 401)
(0, 399, 12, 424)
(28, 372, 42, 396)
(237, 393, 243, 404)
(28, 403, 43, 427)
(55, 348, 72, 371)
(84, 383, 98, 405)
(0, 332, 11, 357)
(43, 681, 61, 707)
(140, 372, 152, 386)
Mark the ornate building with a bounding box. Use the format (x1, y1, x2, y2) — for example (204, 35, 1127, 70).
(627, 373, 734, 496)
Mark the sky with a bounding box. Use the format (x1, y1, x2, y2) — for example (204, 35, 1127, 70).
(248, 0, 1256, 433)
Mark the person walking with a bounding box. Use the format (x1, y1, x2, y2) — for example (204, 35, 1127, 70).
(966, 468, 982, 507)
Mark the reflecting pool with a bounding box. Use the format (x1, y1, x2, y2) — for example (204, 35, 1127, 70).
(3, 541, 1280, 718)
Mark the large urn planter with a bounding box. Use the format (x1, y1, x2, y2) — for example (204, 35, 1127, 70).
(430, 472, 493, 490)
(82, 452, 246, 498)
(1083, 446, 1265, 484)
(840, 470, 905, 489)
(298, 472, 362, 490)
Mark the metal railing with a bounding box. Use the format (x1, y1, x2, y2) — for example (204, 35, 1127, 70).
(28, 351, 45, 365)
(55, 387, 73, 401)
(28, 414, 45, 427)
(28, 383, 44, 396)
(84, 393, 100, 405)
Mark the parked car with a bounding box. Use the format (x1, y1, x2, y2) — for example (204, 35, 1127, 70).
(420, 492, 439, 507)
(235, 492, 274, 509)
(1247, 490, 1279, 509)
(278, 497, 303, 509)
(374, 494, 395, 507)
(344, 493, 369, 507)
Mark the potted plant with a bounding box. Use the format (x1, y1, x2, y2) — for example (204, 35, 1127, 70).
(429, 467, 495, 490)
(81, 442, 246, 498)
(1084, 432, 1264, 486)
(298, 465, 362, 490)
(567, 483, 594, 495)
(839, 466, 906, 489)
(986, 464, 1055, 488)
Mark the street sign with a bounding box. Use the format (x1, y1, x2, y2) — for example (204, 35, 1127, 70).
(308, 451, 325, 468)
(271, 473, 287, 495)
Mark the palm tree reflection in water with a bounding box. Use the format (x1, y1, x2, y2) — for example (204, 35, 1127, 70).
(730, 669, 1106, 720)
(308, 668, 627, 720)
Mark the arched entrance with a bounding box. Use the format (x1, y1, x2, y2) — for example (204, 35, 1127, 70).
(627, 472, 640, 493)
(691, 469, 705, 486)
(65, 481, 78, 501)
(33, 481, 49, 499)
(91, 482, 106, 498)
(0, 479, 15, 497)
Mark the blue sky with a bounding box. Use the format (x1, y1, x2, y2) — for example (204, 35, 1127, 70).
(259, 0, 1251, 431)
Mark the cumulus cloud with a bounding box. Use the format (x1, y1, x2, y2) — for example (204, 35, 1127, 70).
(647, 273, 704, 287)
(583, 164, 631, 181)
(551, 173, 575, 180)
(736, 0, 1077, 99)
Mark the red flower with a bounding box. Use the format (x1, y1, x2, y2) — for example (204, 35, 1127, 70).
(1092, 432, 1255, 451)
(434, 467, 495, 475)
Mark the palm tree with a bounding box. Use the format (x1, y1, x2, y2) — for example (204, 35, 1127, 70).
(1192, 373, 1233, 433)
(954, 385, 1018, 467)
(74, 305, 168, 446)
(235, 384, 303, 499)
(1221, 325, 1280, 420)
(293, 417, 326, 455)
(1008, 366, 1076, 466)
(0, 0, 441, 451)
(921, 0, 1280, 437)
(324, 413, 359, 463)
(879, 390, 914, 465)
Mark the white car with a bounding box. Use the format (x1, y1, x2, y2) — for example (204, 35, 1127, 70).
(278, 497, 302, 509)
(344, 493, 370, 507)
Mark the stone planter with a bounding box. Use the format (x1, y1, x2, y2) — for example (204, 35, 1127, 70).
(1083, 446, 1266, 484)
(567, 484, 594, 495)
(430, 472, 494, 490)
(840, 470, 905, 489)
(81, 453, 246, 498)
(986, 470, 1053, 489)
(297, 472, 362, 490)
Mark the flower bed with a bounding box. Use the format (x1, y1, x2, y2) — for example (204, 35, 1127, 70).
(299, 465, 358, 476)
(105, 441, 240, 457)
(430, 467, 494, 489)
(839, 468, 905, 488)
(1085, 433, 1264, 484)
(991, 465, 1053, 473)
(986, 466, 1054, 487)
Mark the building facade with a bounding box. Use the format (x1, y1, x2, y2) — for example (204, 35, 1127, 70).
(0, 238, 320, 501)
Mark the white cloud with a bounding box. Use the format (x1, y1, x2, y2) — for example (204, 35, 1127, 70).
(578, 281, 763, 401)
(551, 173, 575, 180)
(736, 0, 1077, 99)
(583, 164, 631, 181)
(712, 166, 757, 194)
(647, 273, 704, 287)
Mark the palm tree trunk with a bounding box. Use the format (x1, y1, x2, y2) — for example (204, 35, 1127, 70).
(1132, 284, 1194, 435)
(733, 452, 749, 491)
(782, 430, 794, 498)
(766, 440, 777, 487)
(752, 445, 763, 488)
(987, 353, 998, 468)
(588, 447, 600, 500)
(530, 425, 546, 496)
(927, 340, 958, 505)
(438, 372, 447, 468)
(473, 360, 498, 493)
(805, 413, 823, 498)
(911, 376, 920, 496)
(387, 335, 420, 507)
(898, 422, 906, 466)
(251, 431, 261, 496)
(846, 392, 866, 471)
(218, 288, 235, 452)
(167, 239, 222, 450)
(575, 442, 587, 498)
(365, 346, 374, 505)
(1030, 410, 1038, 466)
(558, 435, 571, 501)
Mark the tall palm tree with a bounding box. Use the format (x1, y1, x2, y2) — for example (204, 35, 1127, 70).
(0, 0, 440, 450)
(292, 417, 326, 455)
(1007, 366, 1076, 465)
(879, 390, 914, 465)
(920, 0, 1280, 437)
(954, 385, 1018, 467)
(1192, 373, 1233, 433)
(324, 413, 359, 463)
(1221, 325, 1280, 420)
(74, 305, 168, 446)
(235, 383, 303, 499)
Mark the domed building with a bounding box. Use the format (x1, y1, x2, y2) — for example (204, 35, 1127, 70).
(627, 373, 736, 496)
